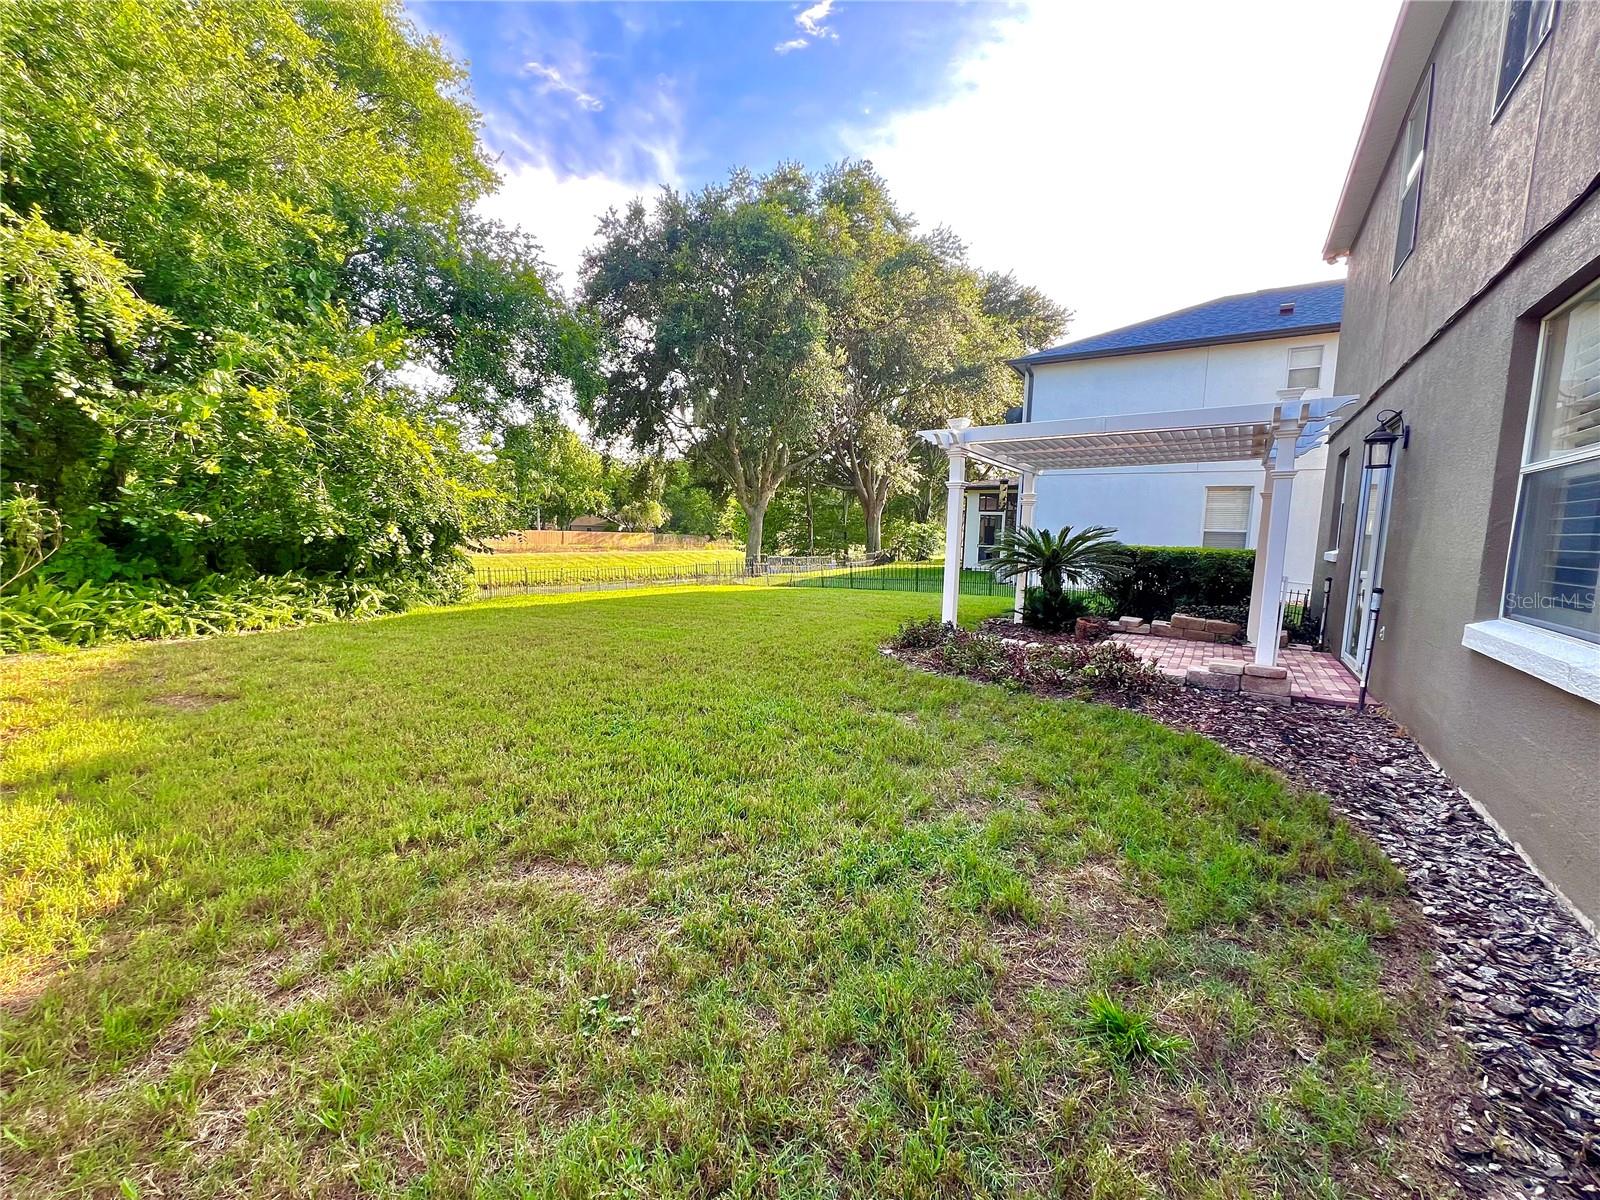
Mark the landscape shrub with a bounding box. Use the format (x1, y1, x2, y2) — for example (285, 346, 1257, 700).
(1104, 546, 1255, 620)
(891, 624, 1170, 696)
(887, 521, 943, 562)
(1021, 586, 1116, 632)
(888, 615, 949, 650)
(0, 561, 470, 654)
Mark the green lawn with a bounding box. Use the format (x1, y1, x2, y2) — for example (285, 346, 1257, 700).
(0, 588, 1455, 1197)
(471, 548, 747, 583)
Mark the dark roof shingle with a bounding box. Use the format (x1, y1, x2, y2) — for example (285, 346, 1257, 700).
(1015, 280, 1344, 368)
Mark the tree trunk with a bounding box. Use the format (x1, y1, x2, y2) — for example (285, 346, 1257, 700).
(862, 492, 885, 556)
(804, 481, 815, 554)
(840, 491, 851, 555)
(744, 500, 766, 571)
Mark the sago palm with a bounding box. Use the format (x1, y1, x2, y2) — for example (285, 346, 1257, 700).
(984, 525, 1129, 600)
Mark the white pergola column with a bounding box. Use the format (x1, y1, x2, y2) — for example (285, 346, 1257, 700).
(1245, 468, 1275, 647)
(1012, 472, 1036, 624)
(940, 446, 968, 624)
(1252, 421, 1302, 667)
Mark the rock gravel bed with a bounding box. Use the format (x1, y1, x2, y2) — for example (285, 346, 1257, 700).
(909, 628, 1600, 1196)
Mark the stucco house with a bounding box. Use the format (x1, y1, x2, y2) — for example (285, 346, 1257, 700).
(960, 283, 1343, 581)
(1315, 0, 1599, 919)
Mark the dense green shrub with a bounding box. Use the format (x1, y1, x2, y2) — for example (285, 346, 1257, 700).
(1104, 546, 1255, 620)
(0, 560, 470, 654)
(1021, 586, 1115, 632)
(888, 521, 943, 562)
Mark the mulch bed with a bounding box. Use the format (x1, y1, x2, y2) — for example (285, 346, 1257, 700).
(894, 630, 1600, 1198)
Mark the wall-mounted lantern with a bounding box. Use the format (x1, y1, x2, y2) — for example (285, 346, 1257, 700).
(1362, 409, 1410, 471)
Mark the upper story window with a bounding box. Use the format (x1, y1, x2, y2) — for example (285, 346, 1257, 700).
(1393, 67, 1432, 277)
(1504, 280, 1600, 644)
(1287, 345, 1324, 391)
(1495, 1, 1558, 115)
(1202, 486, 1252, 549)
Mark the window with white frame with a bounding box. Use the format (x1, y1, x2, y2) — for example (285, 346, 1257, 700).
(1504, 280, 1600, 644)
(1202, 486, 1252, 549)
(1393, 67, 1432, 276)
(1287, 345, 1324, 391)
(1496, 1, 1557, 114)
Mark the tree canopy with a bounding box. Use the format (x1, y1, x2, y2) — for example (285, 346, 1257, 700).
(1, 0, 595, 595)
(582, 166, 843, 567)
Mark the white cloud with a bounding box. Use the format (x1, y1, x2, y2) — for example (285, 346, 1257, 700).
(476, 159, 658, 295)
(845, 0, 1400, 341)
(523, 60, 604, 112)
(776, 0, 837, 53)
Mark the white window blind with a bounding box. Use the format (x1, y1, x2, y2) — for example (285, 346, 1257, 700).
(1505, 282, 1600, 643)
(1202, 486, 1251, 549)
(1287, 345, 1324, 391)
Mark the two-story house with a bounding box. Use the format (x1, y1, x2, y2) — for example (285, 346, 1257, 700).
(1317, 0, 1599, 919)
(961, 283, 1342, 581)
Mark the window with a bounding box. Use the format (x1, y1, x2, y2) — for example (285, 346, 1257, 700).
(1328, 451, 1350, 551)
(1202, 486, 1252, 549)
(1496, 1, 1558, 114)
(1504, 281, 1600, 644)
(1393, 68, 1432, 276)
(1287, 345, 1324, 391)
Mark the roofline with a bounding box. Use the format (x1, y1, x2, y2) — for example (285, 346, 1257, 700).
(1322, 1, 1452, 262)
(1008, 322, 1341, 373)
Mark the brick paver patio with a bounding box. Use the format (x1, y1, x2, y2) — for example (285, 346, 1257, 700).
(1107, 633, 1365, 707)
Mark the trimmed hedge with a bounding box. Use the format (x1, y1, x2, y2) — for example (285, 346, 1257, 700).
(1104, 546, 1255, 621)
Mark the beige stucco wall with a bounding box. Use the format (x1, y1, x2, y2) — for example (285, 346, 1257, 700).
(1317, 4, 1600, 919)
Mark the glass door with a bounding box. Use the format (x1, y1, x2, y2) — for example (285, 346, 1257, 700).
(1342, 465, 1396, 674)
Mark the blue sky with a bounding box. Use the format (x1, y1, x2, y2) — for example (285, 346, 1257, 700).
(408, 1, 1401, 340)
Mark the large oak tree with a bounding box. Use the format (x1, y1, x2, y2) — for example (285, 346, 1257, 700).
(581, 166, 840, 568)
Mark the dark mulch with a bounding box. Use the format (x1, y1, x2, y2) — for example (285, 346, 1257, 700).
(898, 634, 1600, 1198)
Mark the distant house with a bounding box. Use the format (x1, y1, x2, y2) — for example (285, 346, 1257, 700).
(976, 282, 1344, 580)
(566, 514, 613, 532)
(1316, 1, 1599, 918)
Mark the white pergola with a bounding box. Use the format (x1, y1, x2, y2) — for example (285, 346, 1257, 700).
(919, 388, 1355, 667)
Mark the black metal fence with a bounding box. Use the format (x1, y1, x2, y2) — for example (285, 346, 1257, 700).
(474, 559, 1012, 598)
(1281, 585, 1312, 629)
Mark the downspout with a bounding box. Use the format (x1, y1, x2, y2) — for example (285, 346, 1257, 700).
(1022, 365, 1036, 423)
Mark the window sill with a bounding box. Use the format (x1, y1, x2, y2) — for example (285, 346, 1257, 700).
(1461, 619, 1600, 705)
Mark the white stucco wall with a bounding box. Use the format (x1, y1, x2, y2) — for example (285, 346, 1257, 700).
(1023, 333, 1339, 587)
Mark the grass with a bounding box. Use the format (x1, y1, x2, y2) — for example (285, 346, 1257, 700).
(0, 587, 1458, 1197)
(470, 548, 747, 582)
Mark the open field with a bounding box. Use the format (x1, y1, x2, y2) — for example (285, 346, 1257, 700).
(470, 548, 747, 583)
(1, 587, 1458, 1196)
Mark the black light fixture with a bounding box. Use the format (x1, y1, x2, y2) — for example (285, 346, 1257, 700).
(1362, 409, 1410, 471)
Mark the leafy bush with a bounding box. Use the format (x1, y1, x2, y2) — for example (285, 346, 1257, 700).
(1023, 639, 1169, 694)
(0, 562, 470, 654)
(1104, 546, 1255, 621)
(888, 616, 950, 650)
(1021, 586, 1116, 632)
(888, 521, 943, 562)
(891, 625, 1170, 696)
